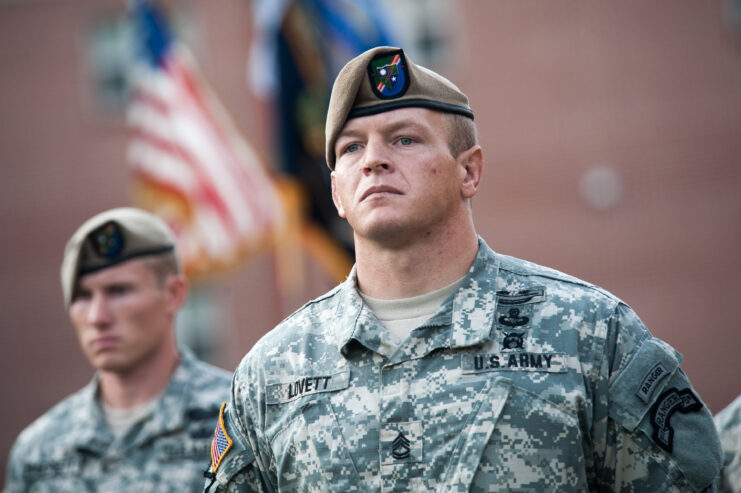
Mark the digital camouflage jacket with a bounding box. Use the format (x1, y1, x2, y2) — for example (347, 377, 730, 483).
(207, 239, 721, 492)
(7, 348, 231, 493)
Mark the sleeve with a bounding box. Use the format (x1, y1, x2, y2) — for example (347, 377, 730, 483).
(5, 435, 28, 493)
(203, 400, 269, 493)
(594, 302, 722, 492)
(713, 394, 741, 493)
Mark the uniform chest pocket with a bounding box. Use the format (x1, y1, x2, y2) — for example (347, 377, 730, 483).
(440, 379, 588, 492)
(269, 398, 361, 493)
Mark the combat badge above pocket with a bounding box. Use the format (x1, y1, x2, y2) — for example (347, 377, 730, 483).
(495, 286, 545, 330)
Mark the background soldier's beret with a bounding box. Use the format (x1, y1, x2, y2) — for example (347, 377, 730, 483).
(60, 207, 177, 308)
(325, 46, 474, 170)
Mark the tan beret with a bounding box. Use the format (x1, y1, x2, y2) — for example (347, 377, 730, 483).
(325, 46, 473, 169)
(60, 207, 177, 308)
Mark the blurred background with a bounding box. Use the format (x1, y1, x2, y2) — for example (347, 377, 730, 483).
(1, 0, 740, 482)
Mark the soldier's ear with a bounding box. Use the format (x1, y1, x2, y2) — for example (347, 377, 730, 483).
(331, 172, 347, 218)
(459, 145, 483, 199)
(164, 274, 188, 315)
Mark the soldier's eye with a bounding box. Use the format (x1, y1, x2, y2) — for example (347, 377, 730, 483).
(344, 143, 360, 154)
(107, 284, 133, 296)
(399, 137, 414, 146)
(74, 289, 92, 301)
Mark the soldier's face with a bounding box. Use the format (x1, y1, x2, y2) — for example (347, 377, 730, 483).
(69, 258, 179, 374)
(331, 107, 468, 245)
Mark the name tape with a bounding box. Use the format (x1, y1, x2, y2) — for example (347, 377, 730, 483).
(267, 370, 351, 404)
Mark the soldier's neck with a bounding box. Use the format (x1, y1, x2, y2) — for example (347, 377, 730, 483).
(354, 223, 478, 300)
(98, 341, 180, 409)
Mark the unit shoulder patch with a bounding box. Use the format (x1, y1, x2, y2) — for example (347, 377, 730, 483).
(649, 387, 703, 453)
(496, 286, 545, 305)
(636, 361, 669, 403)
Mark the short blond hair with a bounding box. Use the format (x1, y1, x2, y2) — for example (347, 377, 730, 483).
(442, 112, 479, 158)
(140, 252, 180, 288)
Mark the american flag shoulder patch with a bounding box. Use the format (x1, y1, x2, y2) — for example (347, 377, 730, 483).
(210, 402, 233, 472)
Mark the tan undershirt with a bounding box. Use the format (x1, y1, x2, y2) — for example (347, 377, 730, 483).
(102, 397, 159, 438)
(360, 276, 465, 344)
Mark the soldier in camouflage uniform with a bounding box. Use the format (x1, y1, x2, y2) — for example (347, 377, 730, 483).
(204, 47, 722, 492)
(715, 394, 741, 492)
(5, 208, 232, 492)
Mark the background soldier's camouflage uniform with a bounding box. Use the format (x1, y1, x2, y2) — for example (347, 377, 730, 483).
(6, 348, 231, 493)
(715, 394, 741, 493)
(207, 239, 722, 492)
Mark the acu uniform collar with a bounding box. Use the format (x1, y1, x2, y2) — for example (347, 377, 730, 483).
(72, 348, 196, 454)
(134, 347, 196, 441)
(336, 238, 500, 362)
(70, 376, 115, 455)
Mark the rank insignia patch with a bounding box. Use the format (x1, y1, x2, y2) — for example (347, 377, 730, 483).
(381, 421, 423, 464)
(367, 49, 409, 99)
(391, 432, 411, 460)
(210, 402, 233, 472)
(89, 221, 124, 258)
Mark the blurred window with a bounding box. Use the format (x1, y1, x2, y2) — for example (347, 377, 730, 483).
(88, 13, 135, 112)
(379, 0, 457, 68)
(176, 285, 224, 366)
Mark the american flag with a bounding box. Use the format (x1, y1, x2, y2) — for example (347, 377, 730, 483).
(210, 403, 233, 471)
(127, 1, 284, 278)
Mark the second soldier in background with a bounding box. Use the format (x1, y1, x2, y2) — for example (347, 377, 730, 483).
(6, 208, 232, 492)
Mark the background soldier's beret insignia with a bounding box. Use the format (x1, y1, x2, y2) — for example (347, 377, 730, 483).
(89, 221, 124, 258)
(210, 402, 233, 473)
(367, 49, 409, 99)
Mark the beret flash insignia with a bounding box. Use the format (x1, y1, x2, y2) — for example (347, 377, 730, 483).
(89, 221, 124, 258)
(367, 49, 409, 99)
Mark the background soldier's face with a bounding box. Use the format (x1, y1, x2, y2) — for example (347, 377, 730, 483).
(69, 258, 178, 374)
